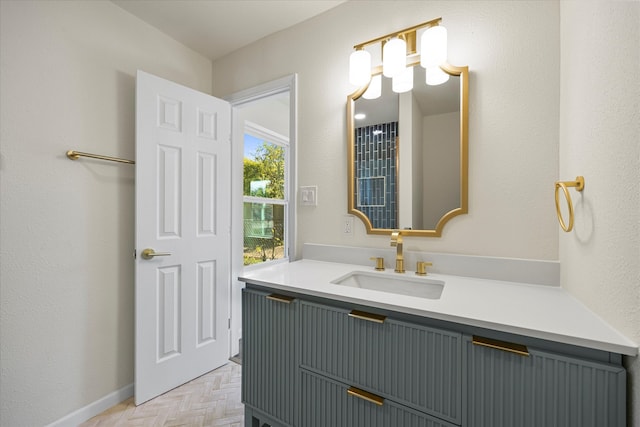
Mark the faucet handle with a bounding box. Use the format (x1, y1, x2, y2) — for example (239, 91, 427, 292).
(416, 261, 433, 276)
(370, 257, 385, 271)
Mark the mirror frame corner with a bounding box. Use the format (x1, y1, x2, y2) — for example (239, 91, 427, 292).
(347, 62, 469, 237)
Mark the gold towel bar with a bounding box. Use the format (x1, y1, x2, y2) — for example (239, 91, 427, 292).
(555, 176, 584, 232)
(66, 150, 135, 165)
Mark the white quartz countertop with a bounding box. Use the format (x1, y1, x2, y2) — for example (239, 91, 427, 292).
(238, 259, 638, 356)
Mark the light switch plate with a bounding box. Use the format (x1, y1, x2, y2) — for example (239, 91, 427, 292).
(300, 186, 317, 206)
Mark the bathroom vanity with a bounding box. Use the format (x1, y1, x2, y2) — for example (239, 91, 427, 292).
(239, 256, 635, 427)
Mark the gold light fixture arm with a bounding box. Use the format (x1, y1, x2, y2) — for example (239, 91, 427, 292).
(555, 176, 585, 232)
(353, 17, 441, 51)
(66, 150, 135, 165)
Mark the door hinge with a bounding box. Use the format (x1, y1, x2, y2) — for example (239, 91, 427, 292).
(133, 249, 137, 259)
(228, 318, 231, 329)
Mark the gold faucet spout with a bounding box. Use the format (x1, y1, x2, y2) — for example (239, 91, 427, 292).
(390, 231, 405, 273)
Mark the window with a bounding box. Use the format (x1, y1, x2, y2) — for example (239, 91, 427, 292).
(243, 122, 289, 266)
(228, 75, 297, 358)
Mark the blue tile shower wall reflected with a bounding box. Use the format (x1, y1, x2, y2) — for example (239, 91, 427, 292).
(355, 122, 398, 229)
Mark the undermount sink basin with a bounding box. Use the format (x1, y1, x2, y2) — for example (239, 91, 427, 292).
(331, 271, 444, 300)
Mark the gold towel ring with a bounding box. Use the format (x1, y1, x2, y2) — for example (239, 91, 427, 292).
(555, 176, 584, 232)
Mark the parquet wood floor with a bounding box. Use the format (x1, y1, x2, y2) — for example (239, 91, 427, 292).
(80, 362, 243, 427)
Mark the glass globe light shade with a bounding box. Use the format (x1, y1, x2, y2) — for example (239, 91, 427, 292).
(382, 37, 407, 78)
(426, 66, 450, 86)
(420, 25, 447, 68)
(363, 75, 382, 99)
(392, 67, 413, 93)
(349, 49, 372, 87)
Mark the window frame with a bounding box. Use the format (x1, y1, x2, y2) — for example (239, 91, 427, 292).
(227, 74, 297, 359)
(227, 74, 297, 272)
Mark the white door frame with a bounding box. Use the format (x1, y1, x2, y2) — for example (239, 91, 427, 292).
(225, 74, 298, 357)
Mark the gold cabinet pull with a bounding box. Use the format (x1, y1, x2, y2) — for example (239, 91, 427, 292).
(266, 294, 295, 304)
(140, 248, 172, 260)
(347, 386, 384, 406)
(472, 335, 529, 357)
(348, 310, 386, 324)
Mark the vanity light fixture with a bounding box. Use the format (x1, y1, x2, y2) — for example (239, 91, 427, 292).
(349, 49, 372, 87)
(362, 74, 382, 99)
(382, 37, 407, 78)
(348, 17, 449, 95)
(426, 66, 450, 86)
(420, 25, 447, 68)
(392, 66, 414, 93)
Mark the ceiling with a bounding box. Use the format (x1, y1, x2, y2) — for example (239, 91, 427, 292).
(111, 0, 347, 61)
(112, 1, 458, 121)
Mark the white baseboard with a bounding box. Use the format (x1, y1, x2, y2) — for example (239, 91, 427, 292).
(45, 383, 133, 427)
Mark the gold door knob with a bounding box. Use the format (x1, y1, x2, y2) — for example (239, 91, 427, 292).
(141, 248, 172, 260)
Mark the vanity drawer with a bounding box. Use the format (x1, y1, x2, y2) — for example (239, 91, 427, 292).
(301, 301, 462, 424)
(465, 335, 626, 427)
(300, 369, 458, 427)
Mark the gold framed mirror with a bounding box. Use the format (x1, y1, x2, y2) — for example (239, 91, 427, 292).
(347, 62, 469, 237)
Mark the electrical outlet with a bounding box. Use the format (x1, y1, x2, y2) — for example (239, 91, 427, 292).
(343, 215, 354, 236)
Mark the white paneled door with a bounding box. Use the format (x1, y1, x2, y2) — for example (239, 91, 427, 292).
(135, 70, 231, 405)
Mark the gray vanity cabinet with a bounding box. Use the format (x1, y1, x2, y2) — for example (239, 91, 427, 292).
(242, 289, 299, 427)
(464, 335, 626, 427)
(300, 301, 462, 425)
(241, 284, 627, 427)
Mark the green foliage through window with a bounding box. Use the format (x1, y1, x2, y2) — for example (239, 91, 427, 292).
(243, 136, 287, 266)
(243, 142, 285, 199)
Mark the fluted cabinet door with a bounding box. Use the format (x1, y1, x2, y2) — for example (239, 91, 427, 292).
(242, 289, 298, 426)
(465, 336, 626, 427)
(301, 301, 462, 424)
(300, 370, 459, 427)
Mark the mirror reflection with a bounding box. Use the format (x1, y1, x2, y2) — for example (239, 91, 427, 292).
(347, 63, 468, 237)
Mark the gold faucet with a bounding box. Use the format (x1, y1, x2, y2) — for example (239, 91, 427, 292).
(390, 231, 405, 273)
